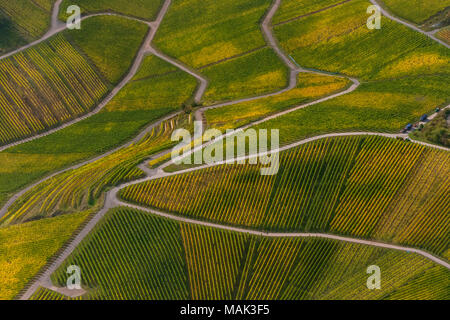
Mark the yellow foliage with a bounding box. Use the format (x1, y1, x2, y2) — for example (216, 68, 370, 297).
(378, 53, 450, 78)
(189, 42, 241, 68)
(0, 211, 90, 299)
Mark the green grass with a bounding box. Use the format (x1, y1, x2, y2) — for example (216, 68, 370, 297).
(410, 109, 449, 147)
(205, 72, 350, 130)
(153, 0, 272, 68)
(273, 0, 347, 24)
(274, 0, 450, 81)
(40, 207, 450, 300)
(0, 0, 51, 39)
(121, 135, 450, 257)
(59, 0, 163, 21)
(64, 15, 149, 84)
(200, 48, 289, 104)
(0, 55, 197, 210)
(381, 0, 450, 25)
(0, 209, 90, 300)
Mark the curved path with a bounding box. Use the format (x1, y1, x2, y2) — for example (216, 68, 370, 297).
(0, 2, 167, 153)
(1, 0, 446, 232)
(18, 129, 449, 300)
(2, 0, 447, 152)
(0, 0, 358, 218)
(118, 202, 450, 271)
(154, 132, 407, 176)
(6, 0, 449, 298)
(202, 0, 358, 112)
(370, 0, 450, 49)
(1, 0, 356, 151)
(148, 47, 208, 103)
(3, 0, 446, 238)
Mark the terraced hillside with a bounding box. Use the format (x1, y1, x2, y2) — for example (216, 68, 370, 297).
(0, 209, 91, 299)
(121, 136, 450, 257)
(239, 0, 450, 145)
(29, 208, 449, 300)
(0, 0, 448, 302)
(153, 0, 291, 104)
(0, 15, 148, 147)
(380, 0, 450, 25)
(0, 0, 54, 42)
(0, 54, 196, 210)
(205, 73, 351, 130)
(1, 115, 191, 226)
(0, 35, 107, 145)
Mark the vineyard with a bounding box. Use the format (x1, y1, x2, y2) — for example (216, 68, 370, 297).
(31, 287, 79, 300)
(200, 47, 289, 104)
(436, 27, 450, 45)
(153, 0, 296, 105)
(0, 54, 197, 211)
(59, 0, 164, 21)
(274, 0, 449, 80)
(272, 0, 344, 24)
(236, 0, 450, 147)
(0, 0, 448, 303)
(154, 0, 271, 68)
(250, 75, 449, 146)
(0, 209, 91, 300)
(64, 15, 149, 84)
(0, 0, 53, 40)
(1, 115, 192, 226)
(205, 72, 350, 131)
(381, 0, 450, 24)
(0, 34, 108, 146)
(35, 207, 449, 300)
(121, 135, 450, 256)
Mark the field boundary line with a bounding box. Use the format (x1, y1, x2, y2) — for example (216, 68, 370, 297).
(0, 0, 358, 219)
(10, 0, 449, 299)
(369, 0, 450, 49)
(117, 202, 450, 270)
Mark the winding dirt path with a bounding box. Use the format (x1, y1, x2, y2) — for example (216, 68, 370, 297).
(8, 0, 450, 299)
(18, 129, 449, 300)
(369, 0, 450, 49)
(119, 203, 450, 271)
(147, 47, 208, 103)
(0, 3, 166, 153)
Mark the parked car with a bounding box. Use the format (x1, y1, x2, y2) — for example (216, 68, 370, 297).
(405, 123, 412, 131)
(420, 114, 427, 122)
